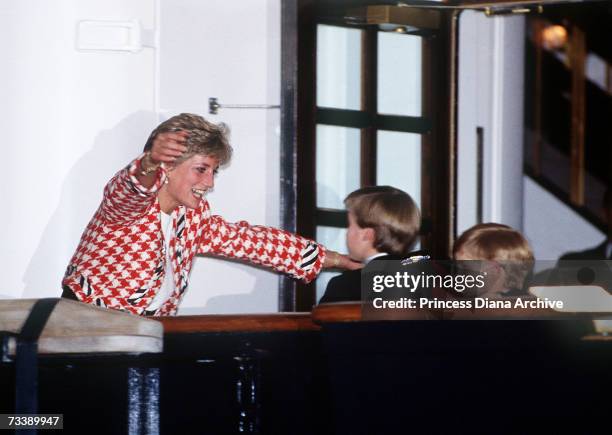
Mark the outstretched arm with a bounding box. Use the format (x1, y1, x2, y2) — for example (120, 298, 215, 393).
(199, 215, 361, 283)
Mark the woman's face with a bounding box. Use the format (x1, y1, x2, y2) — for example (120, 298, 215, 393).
(160, 154, 219, 212)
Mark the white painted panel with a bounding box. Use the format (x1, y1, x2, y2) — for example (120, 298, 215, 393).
(457, 10, 487, 235)
(495, 15, 525, 231)
(0, 0, 156, 299)
(457, 11, 524, 237)
(524, 177, 604, 262)
(159, 0, 279, 115)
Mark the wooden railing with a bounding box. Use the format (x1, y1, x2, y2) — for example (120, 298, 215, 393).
(158, 312, 319, 333)
(159, 300, 593, 334)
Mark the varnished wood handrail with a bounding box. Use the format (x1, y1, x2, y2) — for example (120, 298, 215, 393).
(443, 306, 565, 320)
(312, 300, 593, 324)
(158, 313, 319, 334)
(312, 302, 438, 324)
(159, 304, 607, 334)
(569, 24, 586, 206)
(311, 302, 363, 324)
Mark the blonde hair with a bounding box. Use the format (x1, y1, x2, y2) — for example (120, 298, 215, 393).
(454, 223, 534, 290)
(345, 186, 421, 257)
(144, 113, 233, 166)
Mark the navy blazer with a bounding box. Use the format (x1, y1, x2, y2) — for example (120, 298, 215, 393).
(318, 251, 430, 304)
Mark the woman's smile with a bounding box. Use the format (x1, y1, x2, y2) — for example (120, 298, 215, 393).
(159, 154, 220, 212)
(191, 187, 208, 198)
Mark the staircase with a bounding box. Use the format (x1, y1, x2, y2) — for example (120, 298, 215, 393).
(524, 6, 611, 234)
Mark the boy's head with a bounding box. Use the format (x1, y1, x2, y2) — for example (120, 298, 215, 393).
(454, 223, 534, 292)
(453, 223, 533, 262)
(344, 186, 420, 261)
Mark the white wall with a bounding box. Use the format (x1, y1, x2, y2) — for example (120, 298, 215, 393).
(523, 177, 605, 261)
(0, 0, 283, 314)
(457, 10, 525, 234)
(0, 0, 157, 300)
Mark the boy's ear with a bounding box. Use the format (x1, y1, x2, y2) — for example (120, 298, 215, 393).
(482, 260, 504, 281)
(363, 227, 376, 243)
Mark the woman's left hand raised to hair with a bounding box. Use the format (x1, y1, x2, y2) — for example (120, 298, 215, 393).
(323, 250, 363, 271)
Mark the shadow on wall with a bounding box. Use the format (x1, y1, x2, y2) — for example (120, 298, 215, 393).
(22, 111, 159, 298)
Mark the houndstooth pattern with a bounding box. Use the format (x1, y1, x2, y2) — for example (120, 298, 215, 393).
(63, 154, 327, 316)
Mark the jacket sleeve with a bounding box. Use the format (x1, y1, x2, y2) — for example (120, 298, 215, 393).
(99, 153, 167, 225)
(199, 214, 327, 283)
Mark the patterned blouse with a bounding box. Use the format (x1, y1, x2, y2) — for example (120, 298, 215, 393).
(62, 154, 326, 316)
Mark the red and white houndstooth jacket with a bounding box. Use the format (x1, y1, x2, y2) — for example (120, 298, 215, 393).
(62, 155, 326, 316)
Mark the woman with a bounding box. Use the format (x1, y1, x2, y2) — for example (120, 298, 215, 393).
(62, 113, 359, 316)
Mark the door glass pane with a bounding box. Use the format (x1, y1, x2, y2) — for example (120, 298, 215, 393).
(377, 130, 421, 208)
(317, 125, 361, 209)
(316, 24, 362, 110)
(315, 226, 347, 303)
(377, 32, 422, 117)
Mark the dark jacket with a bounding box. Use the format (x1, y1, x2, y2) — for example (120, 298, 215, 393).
(559, 241, 609, 261)
(319, 251, 430, 304)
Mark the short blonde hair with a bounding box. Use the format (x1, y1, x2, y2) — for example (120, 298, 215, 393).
(144, 113, 233, 166)
(345, 186, 421, 257)
(454, 223, 534, 290)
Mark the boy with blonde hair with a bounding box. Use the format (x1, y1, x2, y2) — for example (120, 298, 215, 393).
(453, 223, 534, 297)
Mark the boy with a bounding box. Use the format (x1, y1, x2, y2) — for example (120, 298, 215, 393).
(453, 223, 534, 297)
(319, 186, 425, 304)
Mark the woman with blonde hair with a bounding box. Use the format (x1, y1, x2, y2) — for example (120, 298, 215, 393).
(62, 113, 360, 315)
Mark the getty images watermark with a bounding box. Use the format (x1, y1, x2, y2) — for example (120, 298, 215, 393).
(360, 260, 612, 320)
